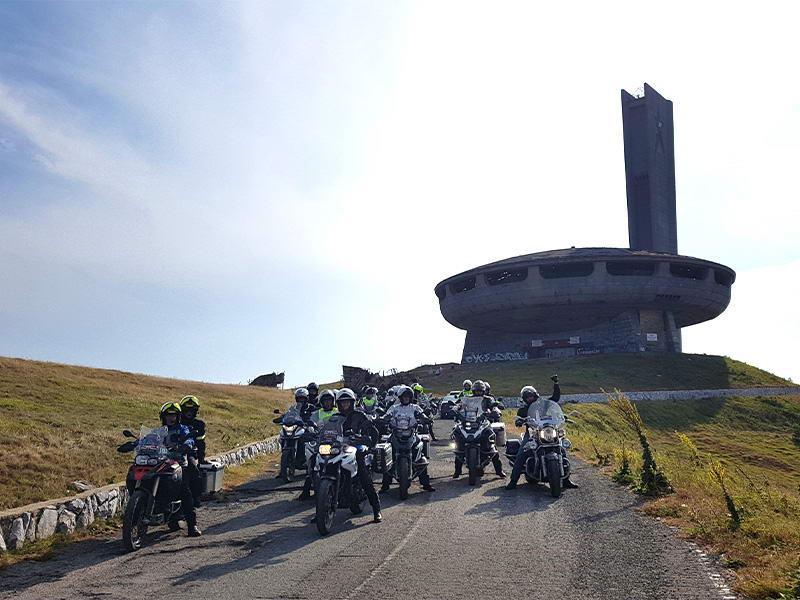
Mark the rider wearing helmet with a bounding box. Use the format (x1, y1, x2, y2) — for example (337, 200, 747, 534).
(273, 388, 315, 424)
(159, 402, 201, 537)
(307, 382, 320, 407)
(506, 375, 576, 490)
(379, 386, 435, 493)
(335, 388, 382, 522)
(452, 380, 506, 479)
(298, 390, 339, 501)
(460, 379, 473, 397)
(179, 395, 206, 508)
(412, 383, 424, 400)
(358, 387, 379, 415)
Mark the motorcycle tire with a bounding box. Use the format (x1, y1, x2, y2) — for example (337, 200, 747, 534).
(316, 479, 337, 536)
(398, 456, 410, 500)
(546, 455, 562, 498)
(467, 447, 479, 486)
(280, 449, 293, 483)
(350, 481, 366, 515)
(122, 489, 149, 552)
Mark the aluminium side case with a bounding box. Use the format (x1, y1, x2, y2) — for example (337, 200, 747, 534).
(490, 422, 506, 446)
(199, 460, 225, 494)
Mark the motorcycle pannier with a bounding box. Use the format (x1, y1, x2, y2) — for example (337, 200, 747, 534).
(199, 460, 225, 494)
(490, 422, 507, 447)
(373, 442, 393, 474)
(505, 438, 521, 459)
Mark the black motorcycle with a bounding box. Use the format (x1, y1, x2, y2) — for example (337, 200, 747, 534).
(117, 427, 187, 551)
(376, 414, 430, 500)
(273, 408, 312, 483)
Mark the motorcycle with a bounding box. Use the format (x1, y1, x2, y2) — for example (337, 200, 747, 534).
(312, 415, 371, 535)
(274, 408, 311, 483)
(504, 398, 571, 498)
(452, 407, 501, 486)
(375, 414, 430, 500)
(117, 426, 187, 551)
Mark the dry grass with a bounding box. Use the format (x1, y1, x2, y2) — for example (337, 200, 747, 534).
(508, 394, 800, 598)
(0, 357, 293, 510)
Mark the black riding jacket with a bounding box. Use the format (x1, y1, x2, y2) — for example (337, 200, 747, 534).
(181, 417, 206, 462)
(340, 409, 379, 447)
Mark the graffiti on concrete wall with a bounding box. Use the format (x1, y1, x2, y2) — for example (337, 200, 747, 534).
(464, 351, 529, 364)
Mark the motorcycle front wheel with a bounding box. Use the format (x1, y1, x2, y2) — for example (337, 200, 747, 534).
(316, 479, 337, 535)
(546, 455, 562, 498)
(467, 447, 479, 486)
(122, 489, 149, 552)
(398, 456, 410, 500)
(349, 480, 366, 515)
(280, 447, 295, 482)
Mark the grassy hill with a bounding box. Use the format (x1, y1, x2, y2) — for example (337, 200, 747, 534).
(0, 357, 292, 510)
(503, 394, 800, 598)
(403, 353, 792, 396)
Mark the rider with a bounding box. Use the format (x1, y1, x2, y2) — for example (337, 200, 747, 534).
(273, 387, 316, 424)
(358, 387, 379, 415)
(505, 375, 577, 490)
(481, 381, 503, 423)
(307, 382, 320, 408)
(460, 379, 473, 397)
(159, 402, 201, 537)
(298, 390, 338, 500)
(452, 380, 506, 479)
(335, 388, 383, 523)
(379, 386, 435, 493)
(179, 395, 206, 508)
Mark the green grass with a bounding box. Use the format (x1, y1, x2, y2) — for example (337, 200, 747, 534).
(503, 394, 800, 598)
(404, 353, 792, 396)
(0, 357, 293, 510)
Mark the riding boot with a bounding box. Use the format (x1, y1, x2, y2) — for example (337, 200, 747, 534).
(185, 513, 202, 537)
(419, 469, 435, 491)
(563, 478, 579, 489)
(492, 454, 506, 477)
(452, 459, 462, 479)
(380, 473, 392, 493)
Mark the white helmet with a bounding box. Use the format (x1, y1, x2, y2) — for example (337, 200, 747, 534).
(294, 387, 309, 401)
(484, 381, 492, 394)
(397, 385, 414, 404)
(462, 379, 473, 390)
(336, 388, 357, 402)
(520, 385, 539, 402)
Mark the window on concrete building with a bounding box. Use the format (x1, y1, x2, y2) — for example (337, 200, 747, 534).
(606, 261, 656, 276)
(449, 276, 476, 294)
(485, 268, 528, 286)
(669, 263, 708, 280)
(714, 269, 734, 286)
(539, 262, 594, 279)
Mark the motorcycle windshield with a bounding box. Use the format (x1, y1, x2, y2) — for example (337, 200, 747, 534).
(318, 415, 346, 444)
(136, 426, 170, 459)
(459, 397, 484, 421)
(526, 399, 565, 427)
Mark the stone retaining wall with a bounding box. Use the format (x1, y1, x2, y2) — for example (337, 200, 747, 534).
(0, 435, 280, 553)
(499, 386, 800, 408)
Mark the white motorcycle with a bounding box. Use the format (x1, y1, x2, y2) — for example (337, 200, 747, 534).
(312, 415, 371, 535)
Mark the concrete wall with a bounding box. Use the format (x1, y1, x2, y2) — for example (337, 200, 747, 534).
(0, 435, 280, 553)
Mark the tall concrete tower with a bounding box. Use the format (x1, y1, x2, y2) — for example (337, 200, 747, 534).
(621, 83, 678, 254)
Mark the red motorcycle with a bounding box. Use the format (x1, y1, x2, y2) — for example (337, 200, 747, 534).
(117, 426, 187, 551)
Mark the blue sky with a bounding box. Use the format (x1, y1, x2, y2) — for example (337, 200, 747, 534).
(1, 2, 798, 385)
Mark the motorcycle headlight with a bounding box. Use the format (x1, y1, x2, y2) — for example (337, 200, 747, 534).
(283, 425, 297, 433)
(539, 426, 558, 443)
(562, 438, 572, 449)
(134, 455, 149, 465)
(318, 444, 340, 456)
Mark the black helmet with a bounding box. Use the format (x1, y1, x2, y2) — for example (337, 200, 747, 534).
(520, 385, 539, 403)
(471, 380, 486, 396)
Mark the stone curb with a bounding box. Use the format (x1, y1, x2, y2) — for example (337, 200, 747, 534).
(0, 435, 280, 553)
(498, 386, 800, 407)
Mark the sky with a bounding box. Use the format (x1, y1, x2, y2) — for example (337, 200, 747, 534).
(1, 1, 798, 386)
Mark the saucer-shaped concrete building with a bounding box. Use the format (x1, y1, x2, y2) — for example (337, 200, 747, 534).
(435, 84, 735, 363)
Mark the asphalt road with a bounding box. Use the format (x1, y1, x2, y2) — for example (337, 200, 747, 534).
(0, 421, 734, 600)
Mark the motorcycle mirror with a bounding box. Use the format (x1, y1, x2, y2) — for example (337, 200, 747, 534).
(273, 409, 281, 414)
(122, 429, 136, 438)
(116, 441, 137, 453)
